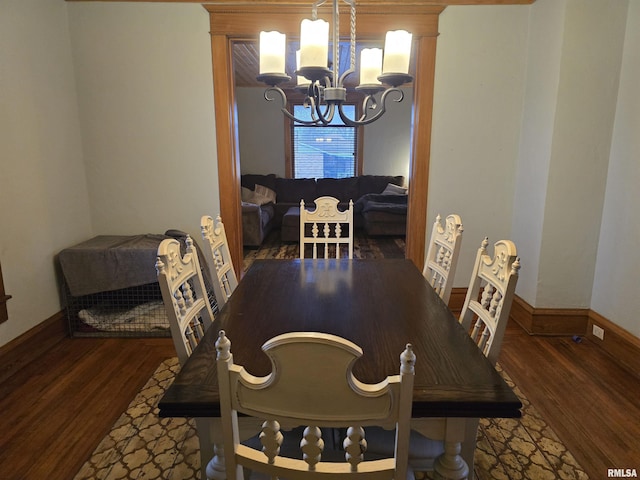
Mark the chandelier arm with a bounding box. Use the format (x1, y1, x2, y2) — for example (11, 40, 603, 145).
(265, 86, 325, 126)
(300, 94, 329, 125)
(264, 86, 288, 106)
(314, 100, 334, 125)
(320, 77, 337, 123)
(308, 80, 334, 124)
(337, 88, 405, 127)
(281, 108, 325, 126)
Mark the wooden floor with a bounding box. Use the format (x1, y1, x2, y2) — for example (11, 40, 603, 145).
(500, 321, 640, 478)
(0, 337, 175, 480)
(1, 304, 639, 479)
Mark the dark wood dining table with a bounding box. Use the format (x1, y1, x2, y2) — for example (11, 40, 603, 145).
(159, 258, 521, 480)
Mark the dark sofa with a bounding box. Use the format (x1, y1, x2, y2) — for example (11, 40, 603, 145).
(241, 174, 407, 245)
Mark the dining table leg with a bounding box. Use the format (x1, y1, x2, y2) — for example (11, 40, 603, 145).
(205, 443, 227, 480)
(433, 440, 470, 480)
(205, 417, 264, 480)
(411, 417, 471, 480)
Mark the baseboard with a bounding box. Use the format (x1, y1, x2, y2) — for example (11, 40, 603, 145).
(500, 293, 640, 377)
(452, 288, 590, 336)
(0, 310, 68, 384)
(587, 310, 640, 377)
(448, 287, 467, 318)
(510, 296, 590, 335)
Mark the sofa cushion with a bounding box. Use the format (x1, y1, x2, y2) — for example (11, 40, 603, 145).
(241, 173, 277, 191)
(316, 177, 359, 202)
(381, 183, 408, 195)
(255, 184, 277, 203)
(242, 186, 272, 206)
(358, 175, 405, 198)
(275, 178, 317, 204)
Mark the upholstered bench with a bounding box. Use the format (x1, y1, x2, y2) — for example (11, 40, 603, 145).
(281, 207, 300, 242)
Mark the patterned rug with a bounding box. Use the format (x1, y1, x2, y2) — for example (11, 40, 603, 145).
(73, 358, 588, 480)
(243, 230, 406, 271)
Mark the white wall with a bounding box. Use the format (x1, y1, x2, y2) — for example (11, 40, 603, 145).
(536, 0, 628, 308)
(67, 2, 219, 242)
(362, 88, 412, 180)
(591, 1, 640, 337)
(237, 88, 286, 176)
(430, 5, 528, 286)
(0, 0, 92, 346)
(510, 0, 565, 305)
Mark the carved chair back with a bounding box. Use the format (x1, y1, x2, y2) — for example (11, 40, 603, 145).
(156, 236, 214, 365)
(423, 214, 464, 304)
(459, 238, 521, 365)
(201, 214, 239, 309)
(300, 196, 354, 259)
(156, 235, 218, 480)
(216, 330, 415, 480)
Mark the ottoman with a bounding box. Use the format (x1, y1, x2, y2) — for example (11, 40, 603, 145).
(281, 207, 300, 242)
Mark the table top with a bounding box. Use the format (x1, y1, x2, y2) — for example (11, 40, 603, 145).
(159, 259, 521, 419)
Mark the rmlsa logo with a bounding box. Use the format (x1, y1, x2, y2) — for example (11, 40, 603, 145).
(608, 469, 638, 478)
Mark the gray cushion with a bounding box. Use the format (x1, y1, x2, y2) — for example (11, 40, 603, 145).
(358, 175, 405, 198)
(316, 177, 358, 202)
(275, 178, 317, 203)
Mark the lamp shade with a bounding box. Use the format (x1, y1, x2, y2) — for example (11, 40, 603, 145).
(382, 30, 412, 74)
(359, 48, 383, 85)
(259, 31, 286, 74)
(299, 18, 329, 69)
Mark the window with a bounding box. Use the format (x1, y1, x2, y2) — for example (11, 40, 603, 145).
(291, 104, 359, 179)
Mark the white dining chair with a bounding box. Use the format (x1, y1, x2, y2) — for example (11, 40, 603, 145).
(156, 235, 216, 479)
(215, 330, 416, 480)
(423, 214, 464, 304)
(300, 196, 354, 259)
(201, 214, 239, 309)
(459, 237, 521, 366)
(373, 238, 520, 480)
(454, 237, 521, 477)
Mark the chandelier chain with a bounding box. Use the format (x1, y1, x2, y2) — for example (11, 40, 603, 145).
(350, 2, 356, 70)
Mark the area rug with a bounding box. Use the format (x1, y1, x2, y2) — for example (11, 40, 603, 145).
(73, 358, 588, 480)
(243, 231, 406, 271)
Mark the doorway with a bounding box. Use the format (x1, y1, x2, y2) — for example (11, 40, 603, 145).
(204, 2, 444, 274)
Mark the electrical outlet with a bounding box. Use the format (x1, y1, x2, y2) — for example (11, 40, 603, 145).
(592, 324, 605, 341)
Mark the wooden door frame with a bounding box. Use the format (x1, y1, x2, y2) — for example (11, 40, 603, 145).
(205, 2, 444, 273)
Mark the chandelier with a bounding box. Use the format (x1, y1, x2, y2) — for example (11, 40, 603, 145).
(257, 0, 413, 126)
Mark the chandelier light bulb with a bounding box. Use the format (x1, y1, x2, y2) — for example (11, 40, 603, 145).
(382, 30, 412, 74)
(299, 19, 329, 69)
(359, 48, 383, 86)
(259, 31, 286, 74)
(296, 50, 311, 86)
